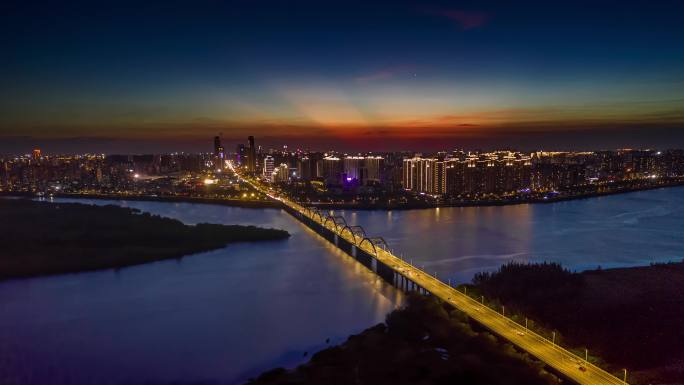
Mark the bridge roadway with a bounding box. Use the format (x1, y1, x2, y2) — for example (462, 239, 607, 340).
(234, 169, 627, 385)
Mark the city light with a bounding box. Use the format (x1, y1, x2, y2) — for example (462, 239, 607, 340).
(2, 0, 681, 381)
(232, 162, 633, 385)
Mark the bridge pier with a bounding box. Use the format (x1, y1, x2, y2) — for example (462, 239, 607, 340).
(285, 203, 430, 296)
(247, 198, 627, 385)
(396, 274, 416, 293)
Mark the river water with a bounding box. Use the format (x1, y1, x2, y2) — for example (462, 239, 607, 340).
(338, 186, 684, 283)
(1, 187, 683, 384)
(0, 200, 401, 385)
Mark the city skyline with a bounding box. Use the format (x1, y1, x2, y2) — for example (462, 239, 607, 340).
(2, 0, 684, 154)
(2, 3, 684, 384)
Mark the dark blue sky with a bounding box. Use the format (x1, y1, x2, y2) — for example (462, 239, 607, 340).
(2, 0, 684, 153)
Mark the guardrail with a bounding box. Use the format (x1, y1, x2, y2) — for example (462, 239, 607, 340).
(232, 166, 629, 385)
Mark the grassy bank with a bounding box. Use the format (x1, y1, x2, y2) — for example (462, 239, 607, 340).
(470, 261, 684, 384)
(0, 199, 289, 280)
(248, 294, 560, 385)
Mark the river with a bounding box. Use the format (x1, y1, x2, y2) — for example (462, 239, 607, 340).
(0, 200, 401, 385)
(1, 187, 683, 384)
(337, 186, 684, 282)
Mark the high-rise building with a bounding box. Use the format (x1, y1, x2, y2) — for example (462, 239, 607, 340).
(445, 159, 465, 195)
(343, 156, 364, 182)
(213, 137, 222, 157)
(235, 144, 246, 166)
(32, 149, 41, 160)
(403, 157, 436, 193)
(364, 156, 383, 183)
(212, 136, 225, 168)
(317, 156, 342, 185)
(273, 163, 289, 183)
(403, 157, 419, 191)
(263, 155, 274, 181)
(433, 160, 447, 194)
(297, 156, 312, 180)
(247, 136, 256, 173)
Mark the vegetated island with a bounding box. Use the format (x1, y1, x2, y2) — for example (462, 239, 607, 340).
(0, 199, 289, 280)
(0, 191, 284, 209)
(470, 261, 684, 385)
(248, 294, 560, 385)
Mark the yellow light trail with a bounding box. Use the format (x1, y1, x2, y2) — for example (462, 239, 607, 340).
(230, 162, 628, 385)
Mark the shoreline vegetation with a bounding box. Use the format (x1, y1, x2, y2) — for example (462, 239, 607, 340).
(249, 262, 684, 385)
(3, 177, 683, 211)
(469, 261, 684, 385)
(0, 199, 289, 280)
(248, 293, 561, 385)
(0, 191, 284, 209)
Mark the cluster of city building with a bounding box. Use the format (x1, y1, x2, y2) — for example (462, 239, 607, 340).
(400, 149, 683, 197)
(0, 149, 247, 199)
(228, 136, 684, 200)
(2, 136, 684, 205)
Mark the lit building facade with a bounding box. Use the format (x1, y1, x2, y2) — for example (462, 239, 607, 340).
(263, 155, 274, 181)
(317, 156, 342, 185)
(273, 163, 289, 183)
(405, 152, 532, 196)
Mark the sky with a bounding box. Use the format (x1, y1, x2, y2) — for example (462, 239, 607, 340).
(1, 0, 684, 154)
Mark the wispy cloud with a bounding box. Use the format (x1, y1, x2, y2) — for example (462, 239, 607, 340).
(354, 65, 415, 84)
(425, 8, 490, 30)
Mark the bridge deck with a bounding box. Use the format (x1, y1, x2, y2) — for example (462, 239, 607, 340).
(235, 168, 628, 385)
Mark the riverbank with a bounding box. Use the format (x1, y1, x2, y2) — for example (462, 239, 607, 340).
(470, 262, 684, 385)
(0, 191, 284, 209)
(0, 199, 290, 280)
(3, 177, 683, 211)
(308, 178, 684, 211)
(247, 293, 560, 385)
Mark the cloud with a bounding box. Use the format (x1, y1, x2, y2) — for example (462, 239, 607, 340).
(277, 86, 369, 127)
(426, 8, 490, 30)
(354, 65, 416, 84)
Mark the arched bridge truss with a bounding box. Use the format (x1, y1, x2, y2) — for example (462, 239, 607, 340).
(304, 206, 325, 223)
(340, 225, 367, 245)
(323, 215, 348, 232)
(359, 237, 390, 256)
(302, 206, 389, 256)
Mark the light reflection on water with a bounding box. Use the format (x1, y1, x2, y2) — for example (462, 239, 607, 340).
(0, 199, 401, 385)
(1, 187, 683, 384)
(339, 186, 684, 282)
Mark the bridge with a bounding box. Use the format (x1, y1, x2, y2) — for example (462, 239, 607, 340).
(232, 166, 628, 385)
